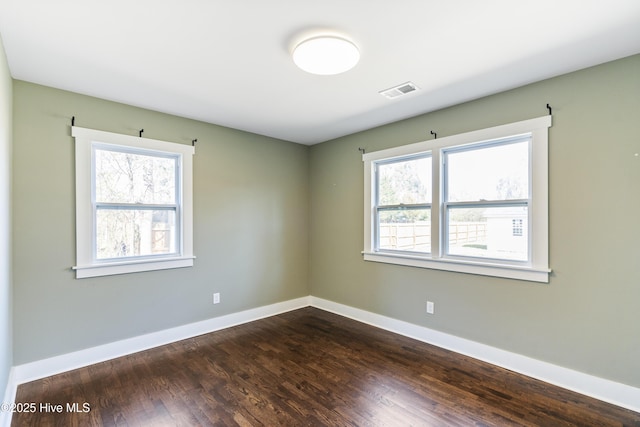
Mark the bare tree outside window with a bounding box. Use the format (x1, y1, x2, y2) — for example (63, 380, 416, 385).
(376, 156, 431, 252)
(94, 148, 178, 260)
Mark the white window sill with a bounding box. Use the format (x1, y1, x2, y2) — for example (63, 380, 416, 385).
(72, 256, 195, 279)
(362, 251, 550, 283)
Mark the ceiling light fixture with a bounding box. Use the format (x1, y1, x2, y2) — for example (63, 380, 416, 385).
(292, 36, 360, 75)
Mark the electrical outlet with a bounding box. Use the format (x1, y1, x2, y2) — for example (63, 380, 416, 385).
(213, 293, 220, 304)
(426, 301, 435, 314)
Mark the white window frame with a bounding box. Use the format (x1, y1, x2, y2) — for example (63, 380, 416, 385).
(72, 126, 195, 278)
(363, 116, 551, 283)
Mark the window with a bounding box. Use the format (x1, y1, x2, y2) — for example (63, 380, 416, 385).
(72, 127, 195, 278)
(363, 116, 551, 283)
(443, 136, 529, 262)
(375, 154, 432, 253)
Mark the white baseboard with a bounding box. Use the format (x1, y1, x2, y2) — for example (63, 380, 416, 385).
(12, 296, 311, 385)
(1, 367, 17, 427)
(5, 295, 639, 416)
(309, 296, 640, 413)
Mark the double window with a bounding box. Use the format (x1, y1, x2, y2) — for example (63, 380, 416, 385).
(73, 127, 195, 278)
(363, 116, 551, 282)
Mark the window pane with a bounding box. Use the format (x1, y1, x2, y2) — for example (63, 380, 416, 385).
(378, 209, 431, 253)
(95, 149, 177, 204)
(96, 209, 177, 259)
(378, 156, 431, 205)
(446, 140, 528, 202)
(447, 206, 527, 261)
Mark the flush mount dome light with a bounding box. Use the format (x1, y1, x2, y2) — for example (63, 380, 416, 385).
(292, 36, 360, 75)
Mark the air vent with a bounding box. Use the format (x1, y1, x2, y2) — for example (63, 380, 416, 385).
(379, 81, 419, 99)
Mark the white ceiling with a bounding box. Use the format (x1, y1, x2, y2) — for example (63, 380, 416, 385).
(1, 1, 639, 145)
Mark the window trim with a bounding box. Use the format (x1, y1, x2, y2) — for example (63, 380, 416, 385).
(72, 126, 195, 278)
(363, 116, 551, 283)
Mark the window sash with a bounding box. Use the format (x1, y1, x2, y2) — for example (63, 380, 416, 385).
(374, 203, 432, 254)
(443, 200, 530, 263)
(92, 143, 181, 205)
(374, 153, 431, 205)
(93, 204, 180, 262)
(442, 135, 531, 204)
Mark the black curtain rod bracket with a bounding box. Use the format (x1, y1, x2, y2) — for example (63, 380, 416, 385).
(430, 130, 437, 139)
(358, 147, 366, 154)
(139, 129, 144, 137)
(71, 116, 75, 126)
(192, 139, 197, 147)
(546, 103, 552, 115)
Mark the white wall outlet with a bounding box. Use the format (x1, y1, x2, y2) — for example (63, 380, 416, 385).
(213, 293, 220, 304)
(426, 301, 435, 314)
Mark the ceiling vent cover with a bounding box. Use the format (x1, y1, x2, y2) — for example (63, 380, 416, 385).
(379, 81, 419, 99)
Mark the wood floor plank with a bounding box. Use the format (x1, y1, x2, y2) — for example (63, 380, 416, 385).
(11, 307, 640, 426)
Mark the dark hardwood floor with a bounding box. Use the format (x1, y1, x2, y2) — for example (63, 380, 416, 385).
(11, 307, 640, 426)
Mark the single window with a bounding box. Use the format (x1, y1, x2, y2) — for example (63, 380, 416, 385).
(72, 127, 195, 278)
(363, 116, 551, 283)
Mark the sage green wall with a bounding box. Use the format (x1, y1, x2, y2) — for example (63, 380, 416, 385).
(0, 34, 13, 401)
(309, 54, 640, 387)
(12, 81, 309, 364)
